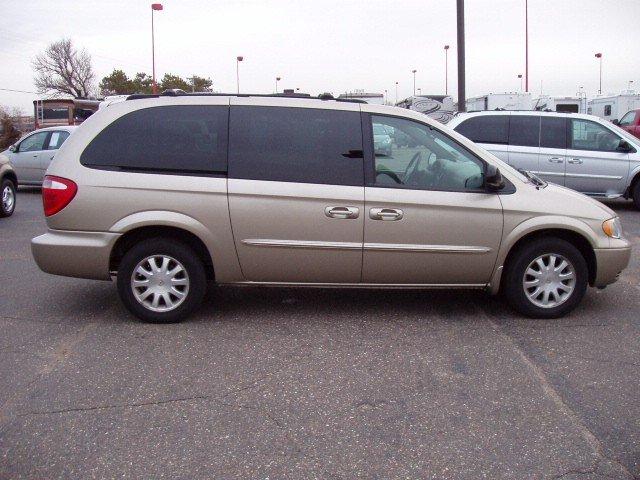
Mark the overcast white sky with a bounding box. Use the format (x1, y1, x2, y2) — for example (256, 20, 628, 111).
(0, 0, 638, 113)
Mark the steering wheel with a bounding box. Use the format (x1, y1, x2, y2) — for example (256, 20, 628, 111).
(376, 170, 402, 184)
(403, 151, 423, 185)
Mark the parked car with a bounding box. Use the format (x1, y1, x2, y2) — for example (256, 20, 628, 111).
(373, 123, 393, 156)
(448, 111, 640, 209)
(32, 93, 630, 323)
(1, 126, 76, 186)
(0, 152, 17, 217)
(615, 109, 640, 139)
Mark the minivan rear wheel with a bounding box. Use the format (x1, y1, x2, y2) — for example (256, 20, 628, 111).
(503, 237, 588, 319)
(1, 179, 16, 217)
(116, 238, 206, 323)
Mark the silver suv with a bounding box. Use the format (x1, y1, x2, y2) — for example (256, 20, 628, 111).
(448, 111, 640, 208)
(31, 93, 631, 322)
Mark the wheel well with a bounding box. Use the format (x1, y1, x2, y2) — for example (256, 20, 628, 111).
(502, 229, 597, 287)
(109, 226, 215, 281)
(1, 171, 18, 188)
(627, 171, 640, 199)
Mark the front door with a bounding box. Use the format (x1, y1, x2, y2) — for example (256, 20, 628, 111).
(227, 103, 365, 283)
(12, 131, 49, 184)
(565, 118, 630, 196)
(361, 113, 503, 285)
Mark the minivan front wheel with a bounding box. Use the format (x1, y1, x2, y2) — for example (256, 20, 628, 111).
(117, 238, 206, 323)
(503, 238, 588, 318)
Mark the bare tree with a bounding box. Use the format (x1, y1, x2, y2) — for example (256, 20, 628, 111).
(32, 39, 95, 98)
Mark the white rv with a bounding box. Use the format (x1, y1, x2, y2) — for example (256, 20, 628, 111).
(466, 92, 532, 111)
(396, 95, 456, 123)
(588, 91, 640, 122)
(338, 91, 385, 105)
(533, 95, 584, 113)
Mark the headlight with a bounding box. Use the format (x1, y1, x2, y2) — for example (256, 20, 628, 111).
(602, 217, 622, 239)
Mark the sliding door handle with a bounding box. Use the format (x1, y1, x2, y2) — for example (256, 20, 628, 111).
(567, 158, 583, 164)
(370, 208, 404, 221)
(325, 206, 359, 219)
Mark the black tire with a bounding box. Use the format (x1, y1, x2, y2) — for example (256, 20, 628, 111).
(116, 238, 207, 323)
(0, 178, 16, 217)
(632, 180, 640, 210)
(503, 237, 588, 319)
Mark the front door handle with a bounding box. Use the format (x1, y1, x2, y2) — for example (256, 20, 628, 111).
(325, 206, 359, 219)
(568, 158, 583, 164)
(370, 208, 404, 221)
(548, 157, 564, 163)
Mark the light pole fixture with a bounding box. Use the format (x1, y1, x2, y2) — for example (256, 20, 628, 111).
(417, 88, 422, 95)
(595, 52, 602, 94)
(518, 74, 523, 92)
(151, 3, 163, 94)
(629, 80, 634, 91)
(412, 69, 417, 96)
(275, 76, 281, 93)
(236, 56, 244, 94)
(444, 45, 450, 95)
(395, 81, 398, 105)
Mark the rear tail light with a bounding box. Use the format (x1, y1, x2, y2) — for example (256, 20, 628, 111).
(42, 176, 77, 217)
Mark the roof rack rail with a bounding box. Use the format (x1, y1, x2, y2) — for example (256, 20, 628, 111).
(125, 91, 367, 104)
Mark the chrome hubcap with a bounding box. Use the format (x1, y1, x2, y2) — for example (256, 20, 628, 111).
(523, 253, 576, 308)
(131, 255, 189, 312)
(2, 185, 14, 212)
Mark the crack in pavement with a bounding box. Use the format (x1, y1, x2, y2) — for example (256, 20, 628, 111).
(476, 305, 635, 480)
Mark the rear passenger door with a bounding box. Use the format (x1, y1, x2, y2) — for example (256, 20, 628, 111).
(227, 101, 365, 283)
(508, 115, 541, 175)
(537, 116, 567, 185)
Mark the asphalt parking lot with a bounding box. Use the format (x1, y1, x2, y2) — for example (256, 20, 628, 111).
(0, 188, 639, 479)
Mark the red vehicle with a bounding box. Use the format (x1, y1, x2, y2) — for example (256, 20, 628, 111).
(616, 109, 640, 139)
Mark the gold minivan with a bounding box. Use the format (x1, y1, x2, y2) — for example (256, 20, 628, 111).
(31, 93, 631, 322)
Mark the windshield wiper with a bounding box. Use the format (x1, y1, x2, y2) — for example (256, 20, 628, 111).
(518, 169, 548, 189)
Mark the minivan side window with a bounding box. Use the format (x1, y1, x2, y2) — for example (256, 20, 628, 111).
(81, 106, 228, 174)
(371, 115, 484, 192)
(540, 117, 566, 149)
(228, 106, 363, 186)
(568, 119, 620, 152)
(509, 115, 540, 147)
(453, 115, 509, 144)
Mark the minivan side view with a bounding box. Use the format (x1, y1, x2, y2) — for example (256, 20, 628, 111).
(32, 93, 631, 323)
(448, 111, 640, 209)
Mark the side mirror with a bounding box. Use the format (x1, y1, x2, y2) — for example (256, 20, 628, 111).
(485, 164, 505, 191)
(9, 144, 17, 153)
(612, 119, 620, 125)
(617, 139, 634, 152)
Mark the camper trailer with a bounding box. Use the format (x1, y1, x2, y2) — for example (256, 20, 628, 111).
(533, 95, 584, 113)
(588, 91, 640, 122)
(466, 92, 532, 112)
(396, 95, 456, 123)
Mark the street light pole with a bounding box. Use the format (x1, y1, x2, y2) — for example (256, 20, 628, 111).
(384, 89, 388, 104)
(395, 81, 398, 105)
(412, 70, 417, 96)
(151, 3, 163, 94)
(525, 0, 528, 93)
(456, 0, 466, 112)
(595, 53, 602, 94)
(518, 74, 523, 92)
(444, 45, 450, 95)
(275, 76, 281, 93)
(236, 56, 243, 94)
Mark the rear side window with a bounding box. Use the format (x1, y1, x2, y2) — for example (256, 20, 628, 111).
(454, 115, 509, 144)
(47, 131, 70, 150)
(540, 117, 566, 149)
(509, 115, 540, 147)
(619, 111, 636, 126)
(81, 105, 228, 174)
(228, 106, 363, 186)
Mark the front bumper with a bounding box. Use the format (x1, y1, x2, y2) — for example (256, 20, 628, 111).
(31, 229, 121, 280)
(593, 245, 632, 287)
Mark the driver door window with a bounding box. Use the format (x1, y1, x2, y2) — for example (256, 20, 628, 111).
(371, 115, 484, 192)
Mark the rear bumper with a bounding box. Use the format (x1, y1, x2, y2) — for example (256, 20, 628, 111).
(593, 245, 632, 287)
(31, 229, 120, 280)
